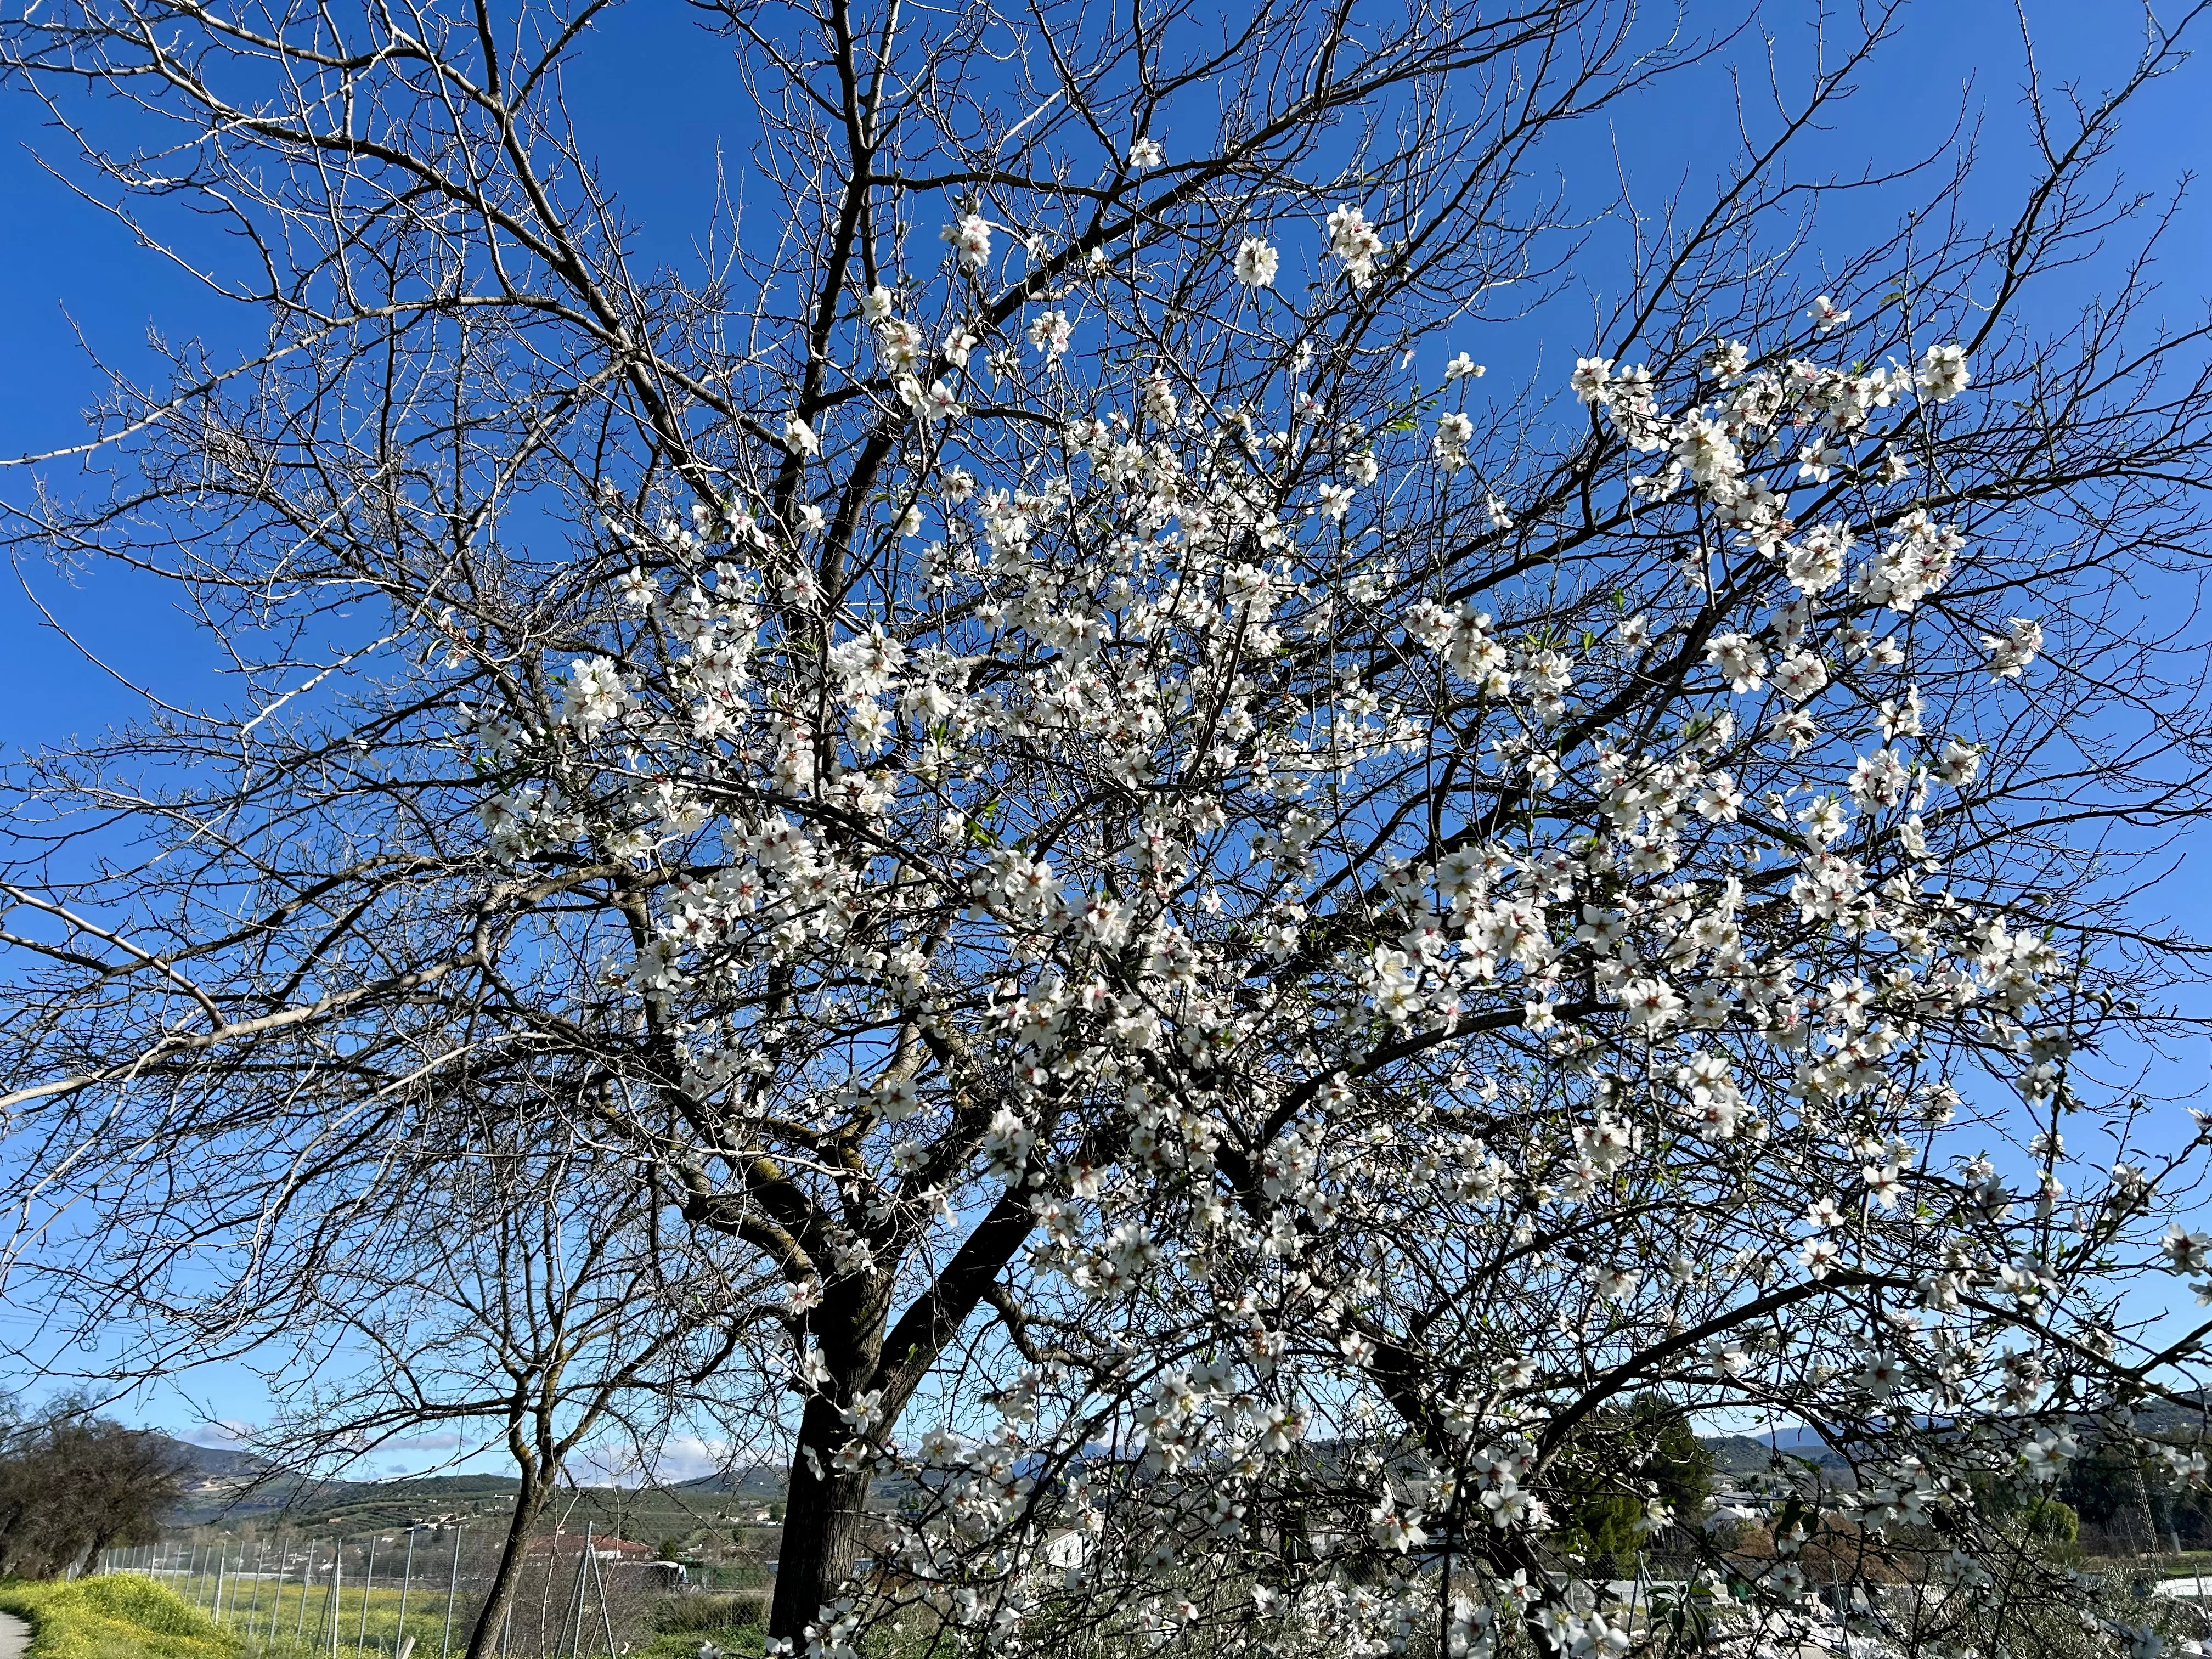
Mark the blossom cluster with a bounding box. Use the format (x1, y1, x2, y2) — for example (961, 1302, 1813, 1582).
(445, 251, 2207, 1659)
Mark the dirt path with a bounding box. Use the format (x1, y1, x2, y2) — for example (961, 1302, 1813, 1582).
(0, 1610, 32, 1659)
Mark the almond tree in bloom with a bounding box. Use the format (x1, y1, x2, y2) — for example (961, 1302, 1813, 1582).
(4, 4, 2212, 1659)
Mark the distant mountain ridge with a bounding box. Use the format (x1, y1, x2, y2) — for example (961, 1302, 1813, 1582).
(149, 1437, 787, 1527)
(671, 1464, 787, 1498)
(146, 1431, 1842, 1515)
(160, 1436, 276, 1479)
(1703, 1431, 1848, 1476)
(159, 1406, 2207, 1525)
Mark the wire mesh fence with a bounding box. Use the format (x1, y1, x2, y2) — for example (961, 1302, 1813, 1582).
(99, 1524, 772, 1659)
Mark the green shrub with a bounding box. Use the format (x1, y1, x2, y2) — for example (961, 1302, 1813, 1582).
(628, 1590, 766, 1659)
(2027, 1497, 2082, 1545)
(0, 1573, 239, 1659)
(648, 1593, 767, 1635)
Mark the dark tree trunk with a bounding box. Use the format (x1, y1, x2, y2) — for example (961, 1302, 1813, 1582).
(80, 1528, 116, 1577)
(768, 1389, 874, 1638)
(464, 1470, 550, 1659)
(760, 1180, 1062, 1645)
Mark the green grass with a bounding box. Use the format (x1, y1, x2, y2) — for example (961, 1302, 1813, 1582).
(628, 1592, 766, 1659)
(629, 1622, 766, 1659)
(222, 1576, 766, 1659)
(58, 1568, 776, 1659)
(0, 1573, 240, 1659)
(222, 1579, 454, 1659)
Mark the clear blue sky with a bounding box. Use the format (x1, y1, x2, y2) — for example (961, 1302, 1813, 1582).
(8, 0, 2210, 745)
(0, 0, 2207, 1472)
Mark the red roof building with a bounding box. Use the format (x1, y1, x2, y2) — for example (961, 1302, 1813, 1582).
(523, 1534, 658, 1560)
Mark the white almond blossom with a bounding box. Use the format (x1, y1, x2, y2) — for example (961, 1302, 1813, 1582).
(1233, 236, 1279, 287)
(6, 13, 2212, 1659)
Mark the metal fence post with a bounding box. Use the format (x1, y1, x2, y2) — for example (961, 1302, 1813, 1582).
(591, 1539, 616, 1658)
(393, 1525, 417, 1659)
(268, 1528, 291, 1644)
(357, 1532, 380, 1659)
(535, 1528, 557, 1657)
(439, 1527, 462, 1659)
(561, 1533, 590, 1659)
(257, 1537, 274, 1641)
(298, 1542, 318, 1642)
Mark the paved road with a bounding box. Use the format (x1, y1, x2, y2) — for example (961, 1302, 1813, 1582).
(0, 1610, 32, 1659)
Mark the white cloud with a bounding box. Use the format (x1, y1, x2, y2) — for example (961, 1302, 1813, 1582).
(572, 1435, 733, 1488)
(178, 1418, 258, 1448)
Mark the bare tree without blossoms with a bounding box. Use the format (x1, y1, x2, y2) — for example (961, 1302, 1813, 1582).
(239, 1138, 770, 1649)
(5, 1, 2212, 1657)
